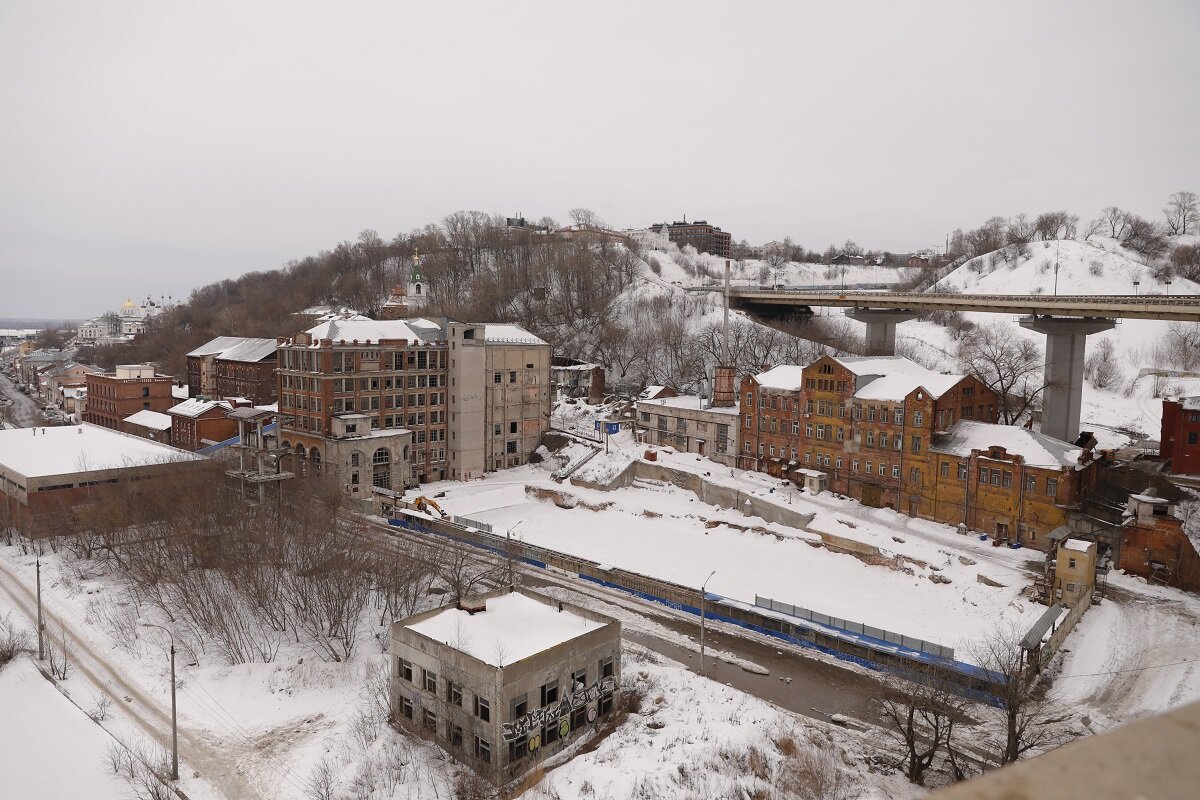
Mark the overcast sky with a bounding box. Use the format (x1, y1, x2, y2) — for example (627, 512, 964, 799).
(2, 1, 1198, 319)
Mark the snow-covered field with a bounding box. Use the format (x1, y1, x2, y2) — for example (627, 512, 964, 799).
(423, 433, 1043, 660)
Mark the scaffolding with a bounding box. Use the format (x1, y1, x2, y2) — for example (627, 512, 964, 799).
(223, 407, 293, 504)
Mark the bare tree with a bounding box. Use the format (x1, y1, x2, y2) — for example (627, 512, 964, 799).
(1100, 206, 1130, 239)
(1083, 337, 1121, 389)
(874, 669, 970, 785)
(1170, 244, 1200, 282)
(435, 541, 502, 603)
(969, 624, 1072, 764)
(958, 324, 1044, 425)
(1164, 191, 1199, 236)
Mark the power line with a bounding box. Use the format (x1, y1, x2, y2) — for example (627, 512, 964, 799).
(1056, 655, 1200, 679)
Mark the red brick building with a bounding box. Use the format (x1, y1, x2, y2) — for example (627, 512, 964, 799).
(82, 365, 176, 431)
(167, 398, 239, 451)
(737, 366, 805, 473)
(1160, 396, 1200, 475)
(1119, 492, 1200, 591)
(186, 337, 278, 406)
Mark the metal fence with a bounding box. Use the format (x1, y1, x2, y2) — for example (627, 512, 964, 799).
(450, 514, 493, 534)
(755, 594, 955, 660)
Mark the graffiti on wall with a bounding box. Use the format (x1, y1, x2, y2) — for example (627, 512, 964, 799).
(501, 676, 617, 741)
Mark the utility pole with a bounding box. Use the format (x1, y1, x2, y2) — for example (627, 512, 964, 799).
(699, 570, 716, 676)
(36, 555, 44, 660)
(141, 624, 178, 781)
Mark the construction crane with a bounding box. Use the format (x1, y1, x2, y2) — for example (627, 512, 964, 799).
(413, 495, 448, 519)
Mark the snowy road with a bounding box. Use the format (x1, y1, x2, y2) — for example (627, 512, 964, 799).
(1051, 578, 1200, 732)
(0, 370, 42, 428)
(0, 556, 255, 799)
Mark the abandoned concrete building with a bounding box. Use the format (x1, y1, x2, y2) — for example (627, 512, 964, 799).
(390, 588, 621, 786)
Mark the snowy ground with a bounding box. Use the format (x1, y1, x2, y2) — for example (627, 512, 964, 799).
(422, 432, 1043, 661)
(0, 538, 917, 800)
(1049, 574, 1200, 732)
(0, 656, 129, 800)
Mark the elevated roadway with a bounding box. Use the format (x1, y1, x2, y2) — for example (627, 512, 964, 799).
(691, 287, 1200, 322)
(693, 286, 1200, 443)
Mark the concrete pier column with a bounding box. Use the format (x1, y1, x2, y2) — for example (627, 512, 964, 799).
(846, 309, 918, 356)
(1019, 316, 1116, 443)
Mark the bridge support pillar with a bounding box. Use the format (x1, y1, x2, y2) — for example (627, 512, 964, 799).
(846, 309, 918, 356)
(1019, 316, 1116, 443)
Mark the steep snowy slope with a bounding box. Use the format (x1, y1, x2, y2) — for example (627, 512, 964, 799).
(914, 239, 1200, 445)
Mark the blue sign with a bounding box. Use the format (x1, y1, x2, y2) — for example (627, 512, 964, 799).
(594, 420, 601, 431)
(605, 422, 620, 435)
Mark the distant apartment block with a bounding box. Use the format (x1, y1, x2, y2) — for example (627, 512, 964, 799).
(186, 336, 278, 405)
(82, 364, 175, 431)
(650, 220, 732, 258)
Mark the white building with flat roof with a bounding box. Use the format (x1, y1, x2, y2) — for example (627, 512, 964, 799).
(636, 394, 740, 466)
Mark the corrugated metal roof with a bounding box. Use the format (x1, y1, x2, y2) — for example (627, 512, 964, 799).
(1021, 603, 1066, 651)
(186, 336, 277, 362)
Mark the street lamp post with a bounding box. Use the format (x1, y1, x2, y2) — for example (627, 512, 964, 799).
(699, 570, 716, 676)
(141, 624, 178, 781)
(35, 555, 45, 660)
(1165, 279, 1172, 296)
(1133, 280, 1140, 297)
(506, 520, 524, 589)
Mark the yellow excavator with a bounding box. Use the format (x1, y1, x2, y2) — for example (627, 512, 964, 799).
(413, 495, 449, 519)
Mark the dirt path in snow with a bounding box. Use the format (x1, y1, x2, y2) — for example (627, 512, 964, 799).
(0, 558, 260, 800)
(1052, 584, 1200, 729)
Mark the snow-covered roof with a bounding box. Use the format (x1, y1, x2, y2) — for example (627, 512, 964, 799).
(638, 385, 670, 400)
(637, 395, 740, 415)
(1061, 538, 1095, 553)
(483, 324, 547, 346)
(1180, 396, 1200, 411)
(404, 592, 605, 667)
(837, 355, 929, 378)
(755, 365, 806, 391)
(186, 336, 277, 363)
(123, 410, 173, 431)
(1129, 493, 1169, 504)
(171, 385, 189, 400)
(62, 387, 86, 399)
(0, 424, 201, 478)
(168, 398, 233, 419)
(552, 363, 601, 372)
(303, 319, 437, 345)
(931, 420, 1082, 468)
(852, 371, 965, 402)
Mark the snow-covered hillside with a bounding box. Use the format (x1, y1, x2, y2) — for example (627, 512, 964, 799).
(902, 239, 1200, 446)
(931, 238, 1195, 296)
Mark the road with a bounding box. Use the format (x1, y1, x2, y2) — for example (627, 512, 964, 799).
(0, 557, 258, 799)
(0, 369, 43, 428)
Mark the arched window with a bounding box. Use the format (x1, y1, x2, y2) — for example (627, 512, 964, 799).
(373, 448, 390, 465)
(310, 448, 322, 472)
(414, 283, 422, 295)
(295, 443, 307, 459)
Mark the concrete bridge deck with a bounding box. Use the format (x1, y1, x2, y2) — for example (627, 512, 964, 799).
(689, 287, 1200, 322)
